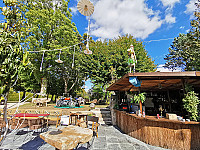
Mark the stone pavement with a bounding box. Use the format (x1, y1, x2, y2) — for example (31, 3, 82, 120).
(0, 125, 169, 150)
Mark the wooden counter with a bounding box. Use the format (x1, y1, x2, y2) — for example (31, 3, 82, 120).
(115, 110, 200, 150)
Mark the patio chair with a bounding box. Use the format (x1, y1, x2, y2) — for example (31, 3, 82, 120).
(76, 114, 88, 128)
(87, 116, 99, 137)
(69, 113, 78, 125)
(44, 110, 61, 128)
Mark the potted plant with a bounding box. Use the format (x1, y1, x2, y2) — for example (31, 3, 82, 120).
(131, 93, 146, 114)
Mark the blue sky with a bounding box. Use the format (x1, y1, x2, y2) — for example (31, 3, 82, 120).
(68, 0, 196, 67)
(0, 0, 197, 90)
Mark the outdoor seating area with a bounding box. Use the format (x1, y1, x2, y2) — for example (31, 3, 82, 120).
(32, 98, 51, 107)
(0, 108, 102, 149)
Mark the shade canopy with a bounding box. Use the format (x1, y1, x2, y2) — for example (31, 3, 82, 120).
(107, 72, 200, 92)
(77, 0, 94, 16)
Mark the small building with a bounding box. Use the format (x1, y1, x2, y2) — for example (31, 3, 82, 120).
(107, 71, 200, 150)
(107, 71, 200, 116)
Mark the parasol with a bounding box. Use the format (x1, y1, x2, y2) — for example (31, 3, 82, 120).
(77, 0, 94, 54)
(77, 0, 94, 16)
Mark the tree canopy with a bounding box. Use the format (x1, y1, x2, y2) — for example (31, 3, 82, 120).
(18, 0, 85, 97)
(165, 2, 200, 71)
(81, 35, 156, 89)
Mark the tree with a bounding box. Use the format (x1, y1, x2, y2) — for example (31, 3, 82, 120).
(19, 0, 85, 97)
(165, 1, 200, 71)
(81, 35, 156, 90)
(0, 0, 29, 143)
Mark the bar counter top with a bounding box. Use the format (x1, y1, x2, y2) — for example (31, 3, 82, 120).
(128, 113, 200, 125)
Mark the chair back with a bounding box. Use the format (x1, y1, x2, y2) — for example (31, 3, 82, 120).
(87, 116, 98, 123)
(87, 116, 99, 137)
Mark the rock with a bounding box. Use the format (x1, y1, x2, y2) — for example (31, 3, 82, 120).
(40, 125, 93, 150)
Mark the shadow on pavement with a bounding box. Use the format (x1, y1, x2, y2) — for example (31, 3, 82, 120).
(19, 136, 46, 150)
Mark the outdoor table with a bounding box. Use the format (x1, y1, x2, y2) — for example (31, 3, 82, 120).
(13, 113, 49, 118)
(11, 113, 50, 130)
(40, 125, 93, 150)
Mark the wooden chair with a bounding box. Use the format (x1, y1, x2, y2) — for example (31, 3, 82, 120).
(87, 116, 99, 137)
(69, 113, 78, 125)
(76, 114, 88, 128)
(44, 110, 61, 128)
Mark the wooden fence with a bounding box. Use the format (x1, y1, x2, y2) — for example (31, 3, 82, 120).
(115, 110, 200, 150)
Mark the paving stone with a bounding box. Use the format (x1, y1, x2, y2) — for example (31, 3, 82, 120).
(107, 136, 119, 143)
(107, 143, 121, 150)
(120, 143, 136, 150)
(93, 136, 106, 143)
(92, 142, 107, 149)
(118, 137, 130, 143)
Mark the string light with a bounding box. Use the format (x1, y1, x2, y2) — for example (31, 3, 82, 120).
(28, 40, 86, 53)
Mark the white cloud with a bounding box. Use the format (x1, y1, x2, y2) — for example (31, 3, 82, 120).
(185, 0, 197, 15)
(90, 0, 163, 39)
(70, 6, 78, 15)
(159, 0, 180, 8)
(164, 14, 176, 24)
(180, 26, 185, 29)
(156, 64, 182, 72)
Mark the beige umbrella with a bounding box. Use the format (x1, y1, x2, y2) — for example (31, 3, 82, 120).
(77, 0, 94, 16)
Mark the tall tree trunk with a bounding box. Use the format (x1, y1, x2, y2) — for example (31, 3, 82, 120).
(51, 94, 54, 101)
(1, 92, 9, 145)
(63, 77, 68, 94)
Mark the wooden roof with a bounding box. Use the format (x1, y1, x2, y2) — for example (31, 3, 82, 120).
(106, 71, 200, 92)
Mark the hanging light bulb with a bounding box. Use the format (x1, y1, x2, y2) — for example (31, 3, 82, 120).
(55, 50, 63, 63)
(84, 42, 92, 54)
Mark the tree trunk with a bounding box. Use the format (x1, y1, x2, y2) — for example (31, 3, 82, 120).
(140, 100, 142, 113)
(1, 92, 9, 145)
(63, 77, 68, 94)
(51, 94, 54, 101)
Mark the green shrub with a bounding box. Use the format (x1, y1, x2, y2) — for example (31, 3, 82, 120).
(182, 91, 200, 121)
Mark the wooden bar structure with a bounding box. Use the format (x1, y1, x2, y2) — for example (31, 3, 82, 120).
(115, 110, 200, 150)
(107, 71, 200, 150)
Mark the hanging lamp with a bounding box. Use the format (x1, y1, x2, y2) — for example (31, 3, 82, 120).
(55, 50, 63, 63)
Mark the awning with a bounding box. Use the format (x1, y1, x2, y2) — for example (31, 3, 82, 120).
(106, 71, 200, 92)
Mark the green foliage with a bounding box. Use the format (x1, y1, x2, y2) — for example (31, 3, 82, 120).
(81, 35, 156, 92)
(131, 93, 146, 104)
(165, 2, 200, 71)
(91, 83, 104, 100)
(182, 91, 199, 121)
(0, 0, 29, 95)
(19, 0, 85, 96)
(8, 90, 34, 102)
